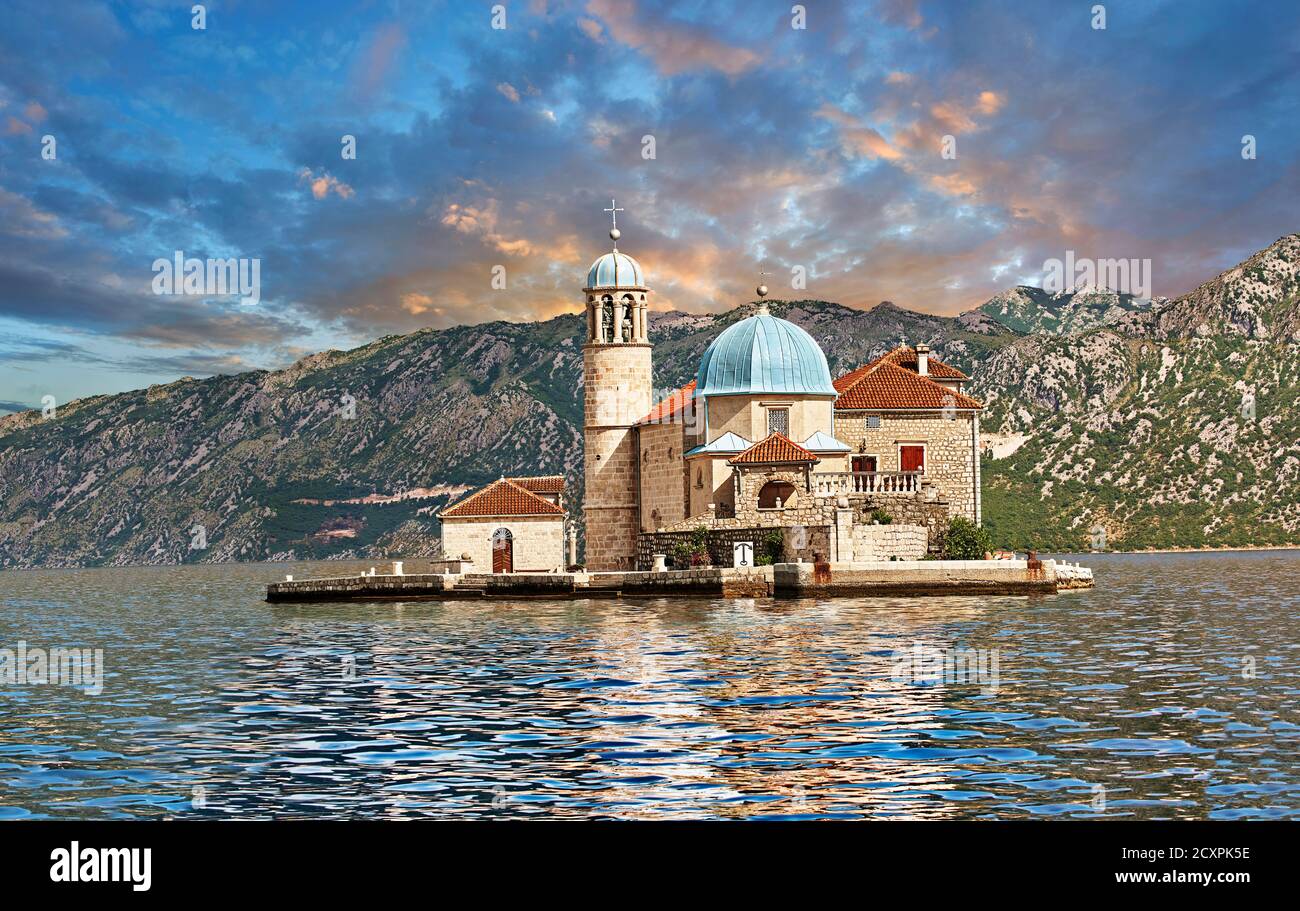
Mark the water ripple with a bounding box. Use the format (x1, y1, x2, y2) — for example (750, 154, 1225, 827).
(0, 551, 1297, 819)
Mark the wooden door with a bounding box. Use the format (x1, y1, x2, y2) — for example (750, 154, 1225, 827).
(851, 455, 877, 474)
(900, 445, 925, 473)
(492, 528, 513, 573)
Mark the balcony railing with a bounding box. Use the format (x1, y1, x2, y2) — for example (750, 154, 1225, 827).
(813, 471, 922, 496)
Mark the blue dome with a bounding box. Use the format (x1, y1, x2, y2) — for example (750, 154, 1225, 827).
(696, 309, 837, 397)
(586, 251, 645, 289)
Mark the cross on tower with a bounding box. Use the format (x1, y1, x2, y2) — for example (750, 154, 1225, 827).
(603, 198, 624, 230)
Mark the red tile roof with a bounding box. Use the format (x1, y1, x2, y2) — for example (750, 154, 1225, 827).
(440, 478, 565, 519)
(509, 475, 564, 494)
(635, 380, 697, 425)
(729, 432, 819, 464)
(835, 361, 983, 410)
(888, 346, 969, 380)
(834, 345, 969, 390)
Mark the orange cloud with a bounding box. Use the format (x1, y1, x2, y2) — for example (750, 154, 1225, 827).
(297, 168, 354, 200)
(816, 105, 902, 160)
(585, 0, 759, 77)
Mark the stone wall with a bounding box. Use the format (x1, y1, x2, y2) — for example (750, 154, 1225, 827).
(440, 515, 566, 572)
(854, 496, 952, 553)
(637, 422, 686, 531)
(851, 523, 928, 561)
(732, 465, 819, 524)
(834, 410, 979, 521)
(636, 524, 830, 569)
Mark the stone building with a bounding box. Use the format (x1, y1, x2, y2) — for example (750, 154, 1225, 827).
(438, 476, 568, 573)
(444, 219, 984, 573)
(579, 223, 985, 570)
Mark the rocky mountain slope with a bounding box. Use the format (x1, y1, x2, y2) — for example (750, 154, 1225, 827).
(979, 285, 1156, 335)
(1, 234, 1296, 566)
(976, 234, 1300, 550)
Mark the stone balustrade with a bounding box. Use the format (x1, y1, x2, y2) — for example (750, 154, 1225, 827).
(813, 471, 922, 496)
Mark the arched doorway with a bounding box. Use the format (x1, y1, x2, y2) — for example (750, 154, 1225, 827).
(758, 480, 797, 509)
(492, 527, 513, 573)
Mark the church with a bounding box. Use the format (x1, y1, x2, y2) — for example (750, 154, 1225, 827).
(441, 217, 985, 573)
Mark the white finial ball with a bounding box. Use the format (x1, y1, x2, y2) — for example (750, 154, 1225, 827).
(609, 227, 621, 242)
(756, 284, 769, 297)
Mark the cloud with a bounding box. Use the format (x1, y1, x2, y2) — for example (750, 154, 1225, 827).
(584, 0, 760, 76)
(816, 105, 903, 160)
(497, 82, 521, 103)
(350, 22, 406, 100)
(297, 168, 355, 200)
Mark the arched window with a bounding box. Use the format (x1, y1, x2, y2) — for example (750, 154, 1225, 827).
(758, 480, 797, 509)
(492, 527, 513, 573)
(621, 294, 635, 341)
(600, 295, 614, 342)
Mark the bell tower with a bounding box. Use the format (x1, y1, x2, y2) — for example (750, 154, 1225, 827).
(581, 200, 652, 571)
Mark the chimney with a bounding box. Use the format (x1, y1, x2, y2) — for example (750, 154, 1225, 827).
(915, 343, 930, 376)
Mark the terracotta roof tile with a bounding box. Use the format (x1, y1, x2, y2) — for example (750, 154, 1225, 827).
(835, 361, 983, 410)
(635, 380, 697, 425)
(508, 475, 564, 494)
(729, 432, 819, 464)
(834, 345, 970, 390)
(440, 478, 565, 518)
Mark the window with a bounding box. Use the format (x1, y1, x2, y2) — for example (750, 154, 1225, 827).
(767, 407, 790, 436)
(867, 414, 882, 429)
(758, 480, 797, 509)
(695, 468, 704, 489)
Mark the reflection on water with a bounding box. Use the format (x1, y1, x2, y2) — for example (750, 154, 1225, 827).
(1, 551, 1297, 820)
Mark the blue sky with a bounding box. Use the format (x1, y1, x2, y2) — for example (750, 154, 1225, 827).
(0, 0, 1297, 411)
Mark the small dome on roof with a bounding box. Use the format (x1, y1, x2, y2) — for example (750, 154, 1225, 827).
(586, 251, 645, 289)
(696, 309, 836, 397)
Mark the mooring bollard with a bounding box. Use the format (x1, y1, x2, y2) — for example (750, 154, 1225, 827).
(393, 561, 404, 576)
(652, 553, 667, 573)
(285, 574, 293, 582)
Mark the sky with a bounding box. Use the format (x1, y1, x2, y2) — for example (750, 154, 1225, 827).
(0, 0, 1297, 411)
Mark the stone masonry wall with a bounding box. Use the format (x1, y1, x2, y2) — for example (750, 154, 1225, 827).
(852, 524, 928, 561)
(855, 496, 952, 553)
(441, 515, 566, 572)
(636, 524, 831, 569)
(638, 422, 686, 531)
(835, 411, 978, 521)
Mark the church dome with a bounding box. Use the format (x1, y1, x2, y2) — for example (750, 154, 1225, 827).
(696, 307, 837, 397)
(586, 251, 645, 289)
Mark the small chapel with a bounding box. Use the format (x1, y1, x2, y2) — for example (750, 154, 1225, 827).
(441, 211, 985, 573)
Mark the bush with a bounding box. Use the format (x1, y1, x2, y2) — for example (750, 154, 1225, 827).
(671, 525, 712, 568)
(755, 529, 783, 566)
(869, 508, 893, 525)
(943, 516, 993, 560)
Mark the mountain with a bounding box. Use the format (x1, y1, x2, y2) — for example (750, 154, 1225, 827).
(974, 234, 1300, 550)
(0, 300, 1014, 568)
(979, 285, 1157, 336)
(1, 235, 1296, 566)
